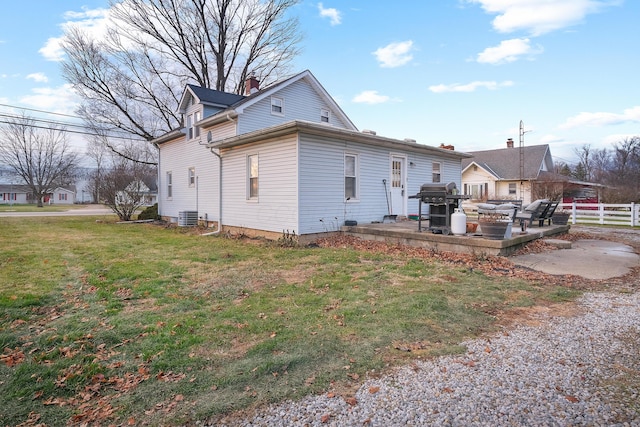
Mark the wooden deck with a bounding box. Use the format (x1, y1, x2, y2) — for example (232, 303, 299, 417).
(341, 220, 570, 256)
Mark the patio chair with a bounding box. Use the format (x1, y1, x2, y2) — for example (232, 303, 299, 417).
(515, 199, 551, 230)
(540, 200, 560, 226)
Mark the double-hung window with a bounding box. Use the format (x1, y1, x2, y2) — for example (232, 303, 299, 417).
(432, 162, 441, 183)
(188, 167, 196, 187)
(321, 109, 330, 123)
(509, 183, 517, 195)
(166, 171, 173, 198)
(271, 97, 284, 115)
(344, 154, 358, 200)
(248, 154, 259, 199)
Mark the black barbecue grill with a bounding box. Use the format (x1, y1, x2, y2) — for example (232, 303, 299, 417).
(409, 183, 469, 234)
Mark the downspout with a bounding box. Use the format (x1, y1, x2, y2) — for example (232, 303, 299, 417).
(200, 112, 234, 236)
(201, 147, 223, 236)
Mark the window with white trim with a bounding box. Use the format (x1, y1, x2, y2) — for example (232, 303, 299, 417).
(248, 155, 259, 199)
(271, 97, 284, 115)
(321, 109, 330, 123)
(188, 167, 196, 187)
(344, 154, 358, 200)
(193, 111, 201, 138)
(432, 162, 441, 183)
(166, 171, 173, 198)
(187, 114, 193, 139)
(509, 183, 516, 195)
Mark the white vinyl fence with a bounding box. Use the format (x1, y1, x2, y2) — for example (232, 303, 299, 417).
(560, 202, 640, 227)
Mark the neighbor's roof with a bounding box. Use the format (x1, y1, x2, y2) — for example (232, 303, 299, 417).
(462, 145, 551, 180)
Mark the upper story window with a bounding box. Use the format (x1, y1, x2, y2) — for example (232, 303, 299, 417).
(186, 111, 201, 139)
(271, 97, 284, 116)
(432, 162, 441, 183)
(321, 109, 330, 123)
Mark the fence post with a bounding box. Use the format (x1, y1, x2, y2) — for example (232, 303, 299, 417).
(632, 202, 637, 227)
(571, 201, 577, 225)
(598, 203, 605, 225)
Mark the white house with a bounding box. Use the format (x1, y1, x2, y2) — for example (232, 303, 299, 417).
(51, 186, 76, 205)
(461, 140, 555, 205)
(0, 184, 31, 204)
(154, 70, 471, 240)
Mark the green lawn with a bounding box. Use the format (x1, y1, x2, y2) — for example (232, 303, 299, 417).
(0, 217, 580, 426)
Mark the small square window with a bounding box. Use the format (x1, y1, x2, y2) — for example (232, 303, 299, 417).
(271, 97, 284, 115)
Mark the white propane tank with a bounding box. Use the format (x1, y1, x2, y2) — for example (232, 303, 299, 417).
(451, 208, 467, 235)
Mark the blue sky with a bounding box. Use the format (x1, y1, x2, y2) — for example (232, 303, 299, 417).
(1, 0, 639, 164)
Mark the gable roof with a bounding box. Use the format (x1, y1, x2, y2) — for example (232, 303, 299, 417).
(462, 144, 552, 180)
(198, 70, 357, 131)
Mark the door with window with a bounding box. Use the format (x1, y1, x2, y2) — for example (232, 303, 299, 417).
(389, 156, 406, 216)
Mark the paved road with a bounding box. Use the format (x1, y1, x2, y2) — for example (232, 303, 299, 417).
(0, 205, 115, 217)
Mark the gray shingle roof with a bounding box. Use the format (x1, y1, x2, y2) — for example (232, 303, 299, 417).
(186, 84, 245, 107)
(462, 144, 551, 180)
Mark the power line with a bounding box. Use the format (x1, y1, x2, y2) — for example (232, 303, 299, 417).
(0, 107, 149, 142)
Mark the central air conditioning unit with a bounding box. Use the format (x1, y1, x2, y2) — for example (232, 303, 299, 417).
(178, 211, 198, 226)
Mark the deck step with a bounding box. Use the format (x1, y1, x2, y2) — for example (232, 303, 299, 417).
(545, 238, 572, 249)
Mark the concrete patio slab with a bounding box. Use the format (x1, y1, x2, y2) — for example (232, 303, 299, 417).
(510, 239, 640, 280)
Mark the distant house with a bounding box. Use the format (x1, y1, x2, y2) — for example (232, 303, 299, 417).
(0, 184, 31, 204)
(153, 70, 471, 240)
(51, 186, 76, 205)
(462, 140, 556, 205)
(461, 139, 601, 205)
(116, 177, 158, 207)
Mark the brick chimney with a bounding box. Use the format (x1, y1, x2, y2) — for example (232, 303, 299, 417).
(506, 138, 514, 148)
(245, 73, 260, 95)
(439, 143, 455, 150)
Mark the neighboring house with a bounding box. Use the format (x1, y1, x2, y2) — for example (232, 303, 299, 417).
(117, 178, 158, 207)
(154, 70, 471, 240)
(51, 186, 76, 205)
(0, 184, 31, 204)
(461, 139, 556, 205)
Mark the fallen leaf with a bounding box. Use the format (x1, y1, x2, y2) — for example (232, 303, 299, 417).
(565, 395, 579, 403)
(345, 397, 357, 406)
(321, 414, 331, 423)
(368, 386, 380, 394)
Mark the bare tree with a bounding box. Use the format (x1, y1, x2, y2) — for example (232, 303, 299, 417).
(61, 0, 302, 150)
(0, 114, 79, 207)
(99, 142, 157, 220)
(574, 144, 594, 182)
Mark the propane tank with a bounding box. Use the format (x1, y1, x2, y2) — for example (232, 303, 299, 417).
(451, 208, 467, 235)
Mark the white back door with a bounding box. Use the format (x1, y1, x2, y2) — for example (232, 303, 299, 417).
(390, 156, 406, 216)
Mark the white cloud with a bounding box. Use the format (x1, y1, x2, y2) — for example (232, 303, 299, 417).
(428, 80, 514, 93)
(476, 38, 543, 64)
(39, 7, 111, 62)
(373, 40, 414, 68)
(352, 90, 390, 104)
(19, 84, 80, 116)
(467, 0, 619, 36)
(26, 72, 49, 83)
(559, 106, 640, 129)
(318, 3, 342, 25)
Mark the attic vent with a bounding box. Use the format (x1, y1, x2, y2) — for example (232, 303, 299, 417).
(404, 138, 416, 143)
(362, 129, 377, 135)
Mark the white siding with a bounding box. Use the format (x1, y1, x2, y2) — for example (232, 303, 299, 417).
(221, 135, 299, 233)
(299, 135, 463, 234)
(238, 79, 351, 135)
(158, 137, 220, 221)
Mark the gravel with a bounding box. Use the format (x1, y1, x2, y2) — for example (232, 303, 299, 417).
(216, 291, 640, 426)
